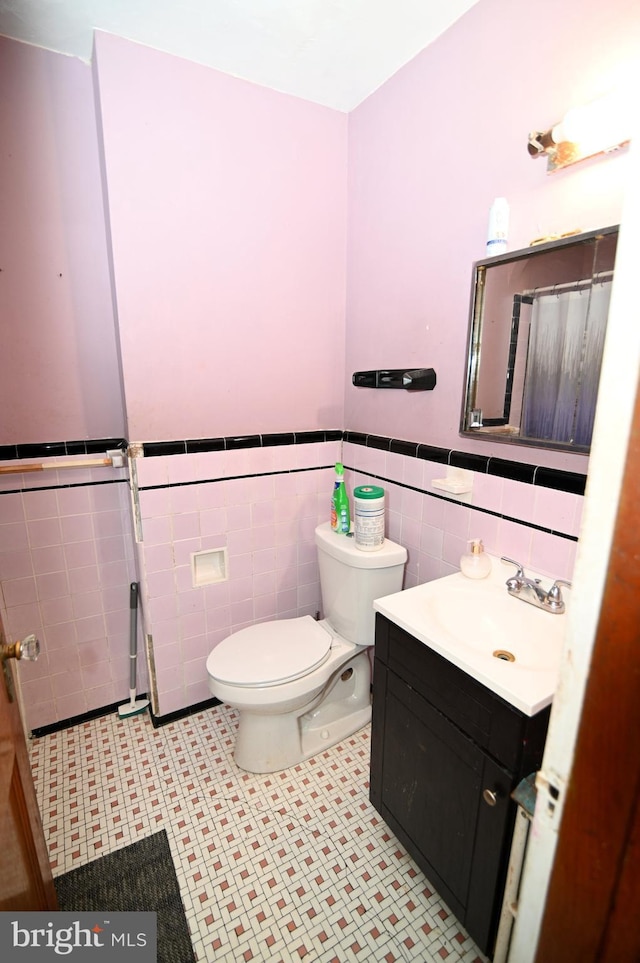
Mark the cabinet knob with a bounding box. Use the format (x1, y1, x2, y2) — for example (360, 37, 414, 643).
(483, 788, 498, 807)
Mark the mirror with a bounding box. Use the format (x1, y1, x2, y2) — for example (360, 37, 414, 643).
(460, 225, 618, 453)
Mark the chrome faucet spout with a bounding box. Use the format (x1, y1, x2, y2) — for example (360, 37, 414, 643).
(519, 577, 550, 604)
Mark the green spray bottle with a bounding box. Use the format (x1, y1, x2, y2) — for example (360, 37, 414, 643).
(330, 463, 351, 533)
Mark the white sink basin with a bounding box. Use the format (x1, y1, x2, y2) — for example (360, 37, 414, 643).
(374, 557, 569, 715)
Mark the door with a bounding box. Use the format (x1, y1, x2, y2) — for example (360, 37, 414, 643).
(0, 614, 57, 910)
(533, 355, 640, 963)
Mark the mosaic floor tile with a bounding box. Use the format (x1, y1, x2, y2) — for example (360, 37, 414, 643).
(31, 704, 488, 963)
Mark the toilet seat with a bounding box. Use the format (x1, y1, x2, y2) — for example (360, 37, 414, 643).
(206, 616, 332, 688)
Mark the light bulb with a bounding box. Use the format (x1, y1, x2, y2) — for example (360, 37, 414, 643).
(554, 91, 630, 156)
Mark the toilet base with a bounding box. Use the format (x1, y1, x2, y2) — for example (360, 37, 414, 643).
(232, 650, 372, 773)
(299, 701, 371, 761)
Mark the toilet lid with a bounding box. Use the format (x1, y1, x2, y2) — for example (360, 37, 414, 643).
(206, 616, 332, 687)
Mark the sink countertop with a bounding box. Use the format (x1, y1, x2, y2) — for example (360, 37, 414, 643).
(374, 557, 568, 716)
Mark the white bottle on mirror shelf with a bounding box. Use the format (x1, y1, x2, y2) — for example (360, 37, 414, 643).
(486, 197, 509, 256)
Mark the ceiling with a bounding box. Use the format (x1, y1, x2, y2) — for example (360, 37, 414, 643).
(0, 0, 480, 111)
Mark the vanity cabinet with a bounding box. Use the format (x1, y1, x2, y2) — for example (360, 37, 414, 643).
(370, 614, 551, 957)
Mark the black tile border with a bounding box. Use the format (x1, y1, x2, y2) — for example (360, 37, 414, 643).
(144, 440, 186, 456)
(0, 431, 587, 496)
(390, 439, 419, 457)
(30, 694, 225, 738)
(488, 457, 536, 484)
(30, 694, 148, 738)
(149, 696, 221, 728)
(142, 429, 342, 457)
(263, 432, 294, 447)
(534, 467, 586, 496)
(366, 434, 392, 452)
(0, 437, 128, 461)
(449, 450, 490, 473)
(186, 438, 225, 453)
(343, 432, 586, 496)
(226, 434, 261, 450)
(417, 443, 449, 464)
(16, 441, 67, 459)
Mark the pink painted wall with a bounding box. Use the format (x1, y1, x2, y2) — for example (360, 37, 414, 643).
(345, 0, 640, 472)
(93, 32, 348, 443)
(0, 37, 124, 445)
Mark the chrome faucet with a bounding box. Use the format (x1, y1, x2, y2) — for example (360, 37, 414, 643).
(501, 557, 571, 614)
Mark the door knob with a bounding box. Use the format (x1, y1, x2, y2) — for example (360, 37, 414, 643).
(1, 634, 40, 703)
(483, 788, 498, 807)
(1, 633, 40, 662)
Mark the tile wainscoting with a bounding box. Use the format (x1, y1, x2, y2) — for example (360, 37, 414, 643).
(132, 431, 580, 719)
(1, 432, 583, 728)
(0, 439, 137, 731)
(133, 436, 342, 719)
(341, 433, 581, 591)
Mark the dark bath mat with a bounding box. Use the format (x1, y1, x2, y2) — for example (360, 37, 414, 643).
(55, 830, 195, 963)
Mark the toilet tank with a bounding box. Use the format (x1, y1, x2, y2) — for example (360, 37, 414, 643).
(315, 522, 407, 646)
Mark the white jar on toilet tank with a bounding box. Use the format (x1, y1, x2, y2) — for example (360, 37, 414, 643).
(354, 485, 385, 551)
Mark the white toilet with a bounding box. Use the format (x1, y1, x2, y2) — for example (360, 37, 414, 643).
(206, 521, 407, 773)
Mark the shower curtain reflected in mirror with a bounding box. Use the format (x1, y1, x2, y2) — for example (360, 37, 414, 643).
(520, 281, 612, 447)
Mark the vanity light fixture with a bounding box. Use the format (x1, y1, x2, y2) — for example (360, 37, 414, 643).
(527, 89, 631, 172)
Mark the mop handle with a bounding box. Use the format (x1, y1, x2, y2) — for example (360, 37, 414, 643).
(129, 582, 139, 689)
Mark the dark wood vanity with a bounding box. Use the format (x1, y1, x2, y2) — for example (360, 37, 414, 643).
(370, 613, 551, 957)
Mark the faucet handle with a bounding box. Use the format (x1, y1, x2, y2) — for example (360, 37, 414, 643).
(548, 578, 572, 604)
(500, 557, 525, 579)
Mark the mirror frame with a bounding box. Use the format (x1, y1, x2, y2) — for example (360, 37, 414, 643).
(459, 225, 619, 454)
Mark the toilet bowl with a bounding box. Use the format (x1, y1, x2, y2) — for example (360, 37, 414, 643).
(206, 522, 407, 773)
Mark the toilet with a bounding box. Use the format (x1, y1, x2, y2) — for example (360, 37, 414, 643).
(206, 521, 407, 773)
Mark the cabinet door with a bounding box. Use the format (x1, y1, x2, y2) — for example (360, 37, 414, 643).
(466, 751, 515, 952)
(378, 672, 513, 953)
